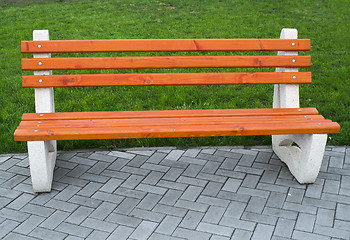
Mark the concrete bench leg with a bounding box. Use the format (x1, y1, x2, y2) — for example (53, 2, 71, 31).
(28, 140, 57, 192)
(272, 134, 327, 183)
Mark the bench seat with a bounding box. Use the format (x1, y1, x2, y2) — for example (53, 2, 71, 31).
(15, 28, 341, 192)
(14, 108, 339, 141)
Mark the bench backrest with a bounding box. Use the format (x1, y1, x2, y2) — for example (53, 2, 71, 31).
(21, 36, 311, 88)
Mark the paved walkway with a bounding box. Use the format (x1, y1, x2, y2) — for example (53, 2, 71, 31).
(0, 146, 349, 240)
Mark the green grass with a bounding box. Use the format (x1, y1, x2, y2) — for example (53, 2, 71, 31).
(0, 0, 349, 153)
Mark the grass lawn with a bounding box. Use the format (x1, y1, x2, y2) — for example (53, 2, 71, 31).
(0, 0, 349, 154)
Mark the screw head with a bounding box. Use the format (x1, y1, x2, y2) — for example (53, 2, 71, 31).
(38, 62, 42, 66)
(293, 76, 296, 79)
(39, 79, 43, 83)
(292, 43, 295, 46)
(292, 59, 296, 63)
(38, 45, 42, 48)
(34, 130, 38, 132)
(38, 121, 42, 123)
(39, 114, 43, 116)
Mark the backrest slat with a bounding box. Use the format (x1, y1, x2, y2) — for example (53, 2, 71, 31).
(22, 72, 311, 87)
(22, 55, 311, 70)
(21, 39, 310, 53)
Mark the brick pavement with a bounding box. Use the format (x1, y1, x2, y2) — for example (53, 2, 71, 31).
(0, 146, 349, 240)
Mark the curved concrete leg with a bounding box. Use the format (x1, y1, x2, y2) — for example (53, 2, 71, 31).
(272, 134, 327, 184)
(28, 140, 57, 192)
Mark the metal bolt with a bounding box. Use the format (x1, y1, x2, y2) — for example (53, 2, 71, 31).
(38, 62, 42, 66)
(298, 109, 301, 111)
(38, 121, 42, 123)
(38, 45, 42, 48)
(318, 123, 321, 125)
(292, 43, 295, 46)
(34, 130, 38, 132)
(37, 125, 40, 127)
(293, 76, 296, 79)
(292, 59, 296, 63)
(40, 114, 43, 116)
(39, 79, 43, 83)
(304, 116, 307, 118)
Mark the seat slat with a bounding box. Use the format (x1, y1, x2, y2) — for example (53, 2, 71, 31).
(21, 108, 320, 121)
(22, 72, 311, 87)
(22, 56, 311, 70)
(14, 121, 340, 141)
(18, 115, 327, 128)
(21, 39, 311, 53)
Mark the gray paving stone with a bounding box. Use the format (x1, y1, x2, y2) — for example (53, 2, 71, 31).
(180, 185, 203, 201)
(224, 201, 246, 219)
(235, 165, 263, 175)
(303, 197, 336, 210)
(222, 178, 241, 192)
(241, 212, 277, 226)
(0, 207, 30, 222)
(274, 218, 295, 238)
(130, 208, 165, 222)
(231, 229, 253, 240)
(54, 185, 81, 201)
(336, 203, 350, 221)
(65, 206, 94, 225)
(266, 192, 286, 209)
(316, 208, 335, 227)
(177, 176, 208, 187)
(108, 150, 135, 159)
(216, 168, 245, 179)
(341, 175, 350, 189)
(105, 213, 141, 227)
(197, 172, 227, 183)
(292, 230, 331, 240)
(163, 167, 184, 181)
(90, 201, 117, 220)
(165, 150, 185, 161)
(179, 156, 208, 165)
(179, 210, 204, 229)
(158, 189, 182, 206)
(81, 217, 118, 233)
(141, 162, 170, 173)
(142, 171, 164, 185)
(29, 226, 67, 240)
(114, 187, 147, 199)
(0, 219, 20, 239)
(45, 198, 79, 212)
(114, 197, 140, 215)
(237, 186, 270, 198)
(241, 174, 260, 188)
(246, 196, 267, 214)
(121, 166, 150, 176)
(69, 156, 97, 166)
(263, 207, 298, 220)
(182, 164, 203, 177)
(197, 153, 225, 163)
(260, 170, 279, 184)
(220, 158, 239, 170)
(137, 193, 162, 210)
(202, 205, 226, 224)
(13, 214, 44, 235)
(87, 161, 110, 174)
(136, 183, 167, 195)
(157, 179, 187, 191)
(334, 219, 350, 231)
(69, 195, 102, 208)
(7, 193, 34, 210)
(295, 212, 316, 232)
(323, 179, 340, 194)
(91, 191, 125, 204)
(251, 223, 274, 240)
(21, 203, 55, 217)
(155, 215, 182, 235)
(201, 161, 221, 174)
(86, 230, 109, 240)
(56, 222, 92, 238)
(127, 150, 155, 156)
(283, 202, 317, 214)
(128, 155, 148, 168)
(197, 222, 233, 237)
(146, 152, 167, 164)
(40, 210, 70, 230)
(153, 204, 187, 217)
(329, 156, 344, 169)
(129, 220, 158, 240)
(3, 232, 38, 240)
(89, 152, 117, 163)
(107, 225, 134, 240)
(202, 182, 223, 197)
(107, 158, 130, 171)
(183, 149, 201, 158)
(173, 227, 211, 240)
(175, 199, 209, 212)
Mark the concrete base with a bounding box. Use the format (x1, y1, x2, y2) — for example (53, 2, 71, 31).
(272, 134, 327, 183)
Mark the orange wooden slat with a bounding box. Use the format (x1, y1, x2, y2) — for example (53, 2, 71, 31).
(14, 121, 340, 141)
(22, 56, 311, 70)
(21, 108, 320, 121)
(21, 39, 311, 53)
(22, 72, 312, 87)
(18, 115, 327, 128)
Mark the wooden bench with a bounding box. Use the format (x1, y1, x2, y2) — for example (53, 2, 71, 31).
(15, 28, 340, 192)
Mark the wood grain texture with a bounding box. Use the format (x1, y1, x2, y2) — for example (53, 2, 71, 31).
(20, 108, 320, 121)
(22, 55, 311, 70)
(21, 39, 311, 53)
(22, 72, 312, 87)
(14, 121, 340, 141)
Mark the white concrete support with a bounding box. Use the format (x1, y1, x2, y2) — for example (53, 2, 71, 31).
(28, 30, 57, 192)
(272, 28, 327, 184)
